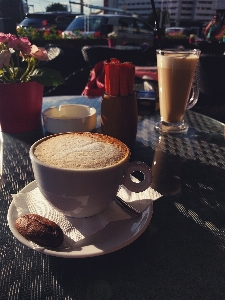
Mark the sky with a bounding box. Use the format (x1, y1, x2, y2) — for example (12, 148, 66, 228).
(27, 0, 104, 14)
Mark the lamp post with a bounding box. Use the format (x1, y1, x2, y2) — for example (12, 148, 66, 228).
(69, 0, 72, 12)
(160, 0, 163, 28)
(24, 0, 28, 13)
(80, 0, 83, 14)
(69, 0, 83, 14)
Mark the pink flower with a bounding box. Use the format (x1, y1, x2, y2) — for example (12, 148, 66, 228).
(0, 50, 11, 68)
(94, 31, 100, 38)
(30, 45, 49, 61)
(44, 30, 50, 35)
(0, 33, 9, 43)
(8, 35, 31, 54)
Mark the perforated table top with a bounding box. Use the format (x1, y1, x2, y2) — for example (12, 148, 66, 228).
(0, 96, 224, 299)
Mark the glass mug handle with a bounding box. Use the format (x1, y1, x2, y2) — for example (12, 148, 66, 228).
(123, 161, 152, 193)
(187, 82, 199, 110)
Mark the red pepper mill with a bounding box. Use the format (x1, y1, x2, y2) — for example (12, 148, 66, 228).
(101, 59, 138, 150)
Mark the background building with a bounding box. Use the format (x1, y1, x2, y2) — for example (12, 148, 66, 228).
(117, 0, 151, 19)
(217, 0, 225, 17)
(116, 0, 225, 26)
(162, 0, 216, 25)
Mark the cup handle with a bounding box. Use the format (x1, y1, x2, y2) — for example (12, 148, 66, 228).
(123, 161, 152, 193)
(187, 82, 199, 110)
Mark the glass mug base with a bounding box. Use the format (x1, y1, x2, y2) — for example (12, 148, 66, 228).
(151, 182, 182, 197)
(155, 120, 188, 134)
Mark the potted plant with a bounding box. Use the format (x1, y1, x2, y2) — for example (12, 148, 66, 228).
(0, 32, 64, 133)
(107, 31, 117, 48)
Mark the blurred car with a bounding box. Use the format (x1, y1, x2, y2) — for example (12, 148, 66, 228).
(62, 14, 154, 47)
(16, 12, 82, 32)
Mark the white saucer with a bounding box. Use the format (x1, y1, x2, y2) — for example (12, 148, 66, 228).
(7, 181, 153, 258)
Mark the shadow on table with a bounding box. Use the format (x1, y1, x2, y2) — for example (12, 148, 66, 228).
(45, 156, 225, 299)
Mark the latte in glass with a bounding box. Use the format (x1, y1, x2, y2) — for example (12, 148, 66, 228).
(156, 49, 200, 134)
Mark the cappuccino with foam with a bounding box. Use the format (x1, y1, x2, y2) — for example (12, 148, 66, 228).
(30, 132, 151, 218)
(34, 132, 129, 170)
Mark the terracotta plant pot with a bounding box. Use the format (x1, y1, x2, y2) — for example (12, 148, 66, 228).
(0, 81, 44, 133)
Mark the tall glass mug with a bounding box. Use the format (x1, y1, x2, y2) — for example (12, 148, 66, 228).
(155, 49, 201, 134)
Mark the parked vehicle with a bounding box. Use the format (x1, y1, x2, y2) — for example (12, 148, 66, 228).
(16, 12, 82, 32)
(62, 14, 154, 47)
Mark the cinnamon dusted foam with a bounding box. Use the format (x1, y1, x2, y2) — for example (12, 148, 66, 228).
(34, 132, 129, 169)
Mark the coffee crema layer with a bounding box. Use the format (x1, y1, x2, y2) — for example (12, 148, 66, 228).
(34, 133, 129, 169)
(157, 53, 198, 69)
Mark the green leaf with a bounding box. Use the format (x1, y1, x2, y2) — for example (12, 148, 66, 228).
(30, 68, 65, 86)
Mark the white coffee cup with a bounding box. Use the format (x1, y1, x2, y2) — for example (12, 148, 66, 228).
(30, 132, 152, 218)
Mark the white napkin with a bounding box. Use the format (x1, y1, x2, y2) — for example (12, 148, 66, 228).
(12, 180, 162, 250)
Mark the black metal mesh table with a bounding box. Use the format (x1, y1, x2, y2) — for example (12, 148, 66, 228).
(1, 96, 225, 299)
